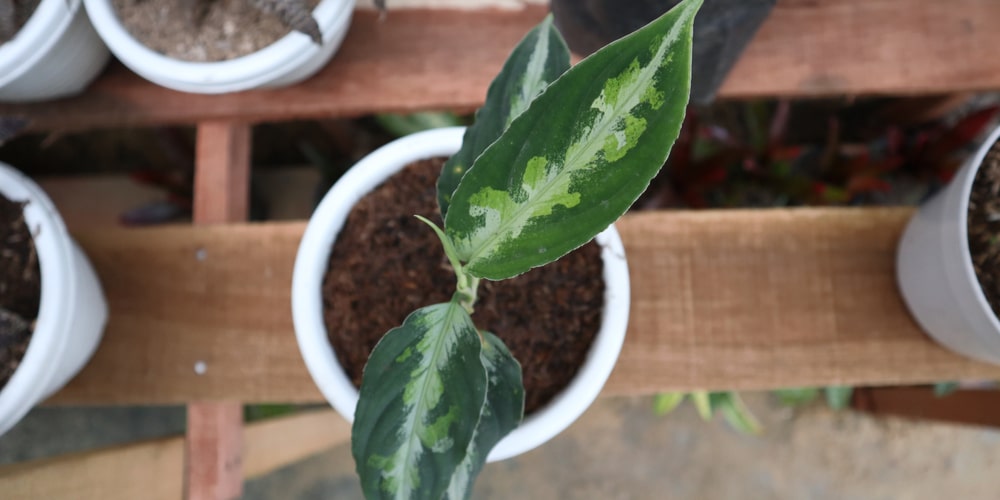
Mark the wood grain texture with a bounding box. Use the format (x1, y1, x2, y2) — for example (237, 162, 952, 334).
(186, 402, 243, 500)
(42, 208, 1000, 405)
(0, 410, 350, 500)
(243, 410, 351, 478)
(193, 121, 251, 224)
(0, 437, 185, 500)
(3, 1, 1000, 131)
(186, 121, 251, 500)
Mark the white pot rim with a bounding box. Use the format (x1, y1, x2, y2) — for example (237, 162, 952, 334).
(292, 126, 630, 462)
(0, 0, 81, 87)
(948, 125, 1000, 339)
(83, 0, 353, 93)
(0, 163, 76, 424)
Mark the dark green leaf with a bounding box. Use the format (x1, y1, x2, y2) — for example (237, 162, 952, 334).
(437, 14, 571, 217)
(352, 301, 486, 500)
(445, 0, 701, 279)
(445, 332, 524, 500)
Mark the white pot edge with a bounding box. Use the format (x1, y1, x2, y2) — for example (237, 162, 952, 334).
(0, 163, 108, 436)
(82, 0, 355, 93)
(897, 123, 1000, 363)
(291, 126, 630, 462)
(0, 0, 109, 102)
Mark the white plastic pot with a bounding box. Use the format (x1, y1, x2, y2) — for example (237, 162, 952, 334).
(0, 0, 110, 102)
(292, 127, 630, 461)
(83, 0, 354, 94)
(898, 124, 1000, 364)
(0, 163, 108, 436)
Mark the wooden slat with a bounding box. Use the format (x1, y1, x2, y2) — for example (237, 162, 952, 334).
(4, 1, 1000, 131)
(853, 387, 1000, 428)
(186, 121, 251, 500)
(193, 122, 251, 224)
(0, 410, 350, 500)
(39, 207, 1000, 405)
(243, 410, 350, 478)
(0, 437, 185, 500)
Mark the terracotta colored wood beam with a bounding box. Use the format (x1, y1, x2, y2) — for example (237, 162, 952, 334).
(5, 1, 1000, 131)
(186, 121, 252, 500)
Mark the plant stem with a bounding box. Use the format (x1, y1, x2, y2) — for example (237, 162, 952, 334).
(416, 215, 479, 313)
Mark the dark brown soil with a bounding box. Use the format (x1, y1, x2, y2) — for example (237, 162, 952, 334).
(0, 195, 39, 390)
(969, 139, 1000, 316)
(0, 0, 42, 45)
(322, 158, 605, 414)
(113, 0, 317, 62)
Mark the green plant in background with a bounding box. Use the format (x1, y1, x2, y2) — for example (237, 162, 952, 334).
(654, 391, 762, 435)
(350, 1, 702, 497)
(774, 386, 854, 411)
(654, 386, 857, 435)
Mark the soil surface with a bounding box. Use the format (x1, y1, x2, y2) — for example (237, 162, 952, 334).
(969, 139, 1000, 316)
(0, 195, 39, 391)
(0, 0, 42, 45)
(322, 157, 605, 414)
(113, 0, 317, 62)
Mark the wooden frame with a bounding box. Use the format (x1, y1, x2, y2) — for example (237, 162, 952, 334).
(4, 0, 1000, 497)
(4, 0, 1000, 131)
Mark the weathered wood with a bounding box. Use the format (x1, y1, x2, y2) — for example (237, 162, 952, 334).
(3, 1, 1000, 131)
(0, 437, 185, 500)
(186, 402, 243, 500)
(0, 410, 350, 500)
(39, 208, 1000, 405)
(243, 410, 351, 477)
(193, 121, 251, 224)
(186, 121, 251, 500)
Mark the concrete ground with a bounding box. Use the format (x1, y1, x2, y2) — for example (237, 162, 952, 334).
(3, 393, 999, 499)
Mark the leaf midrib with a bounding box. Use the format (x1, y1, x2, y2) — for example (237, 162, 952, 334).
(393, 302, 467, 498)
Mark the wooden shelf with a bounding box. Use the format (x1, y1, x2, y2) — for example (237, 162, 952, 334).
(4, 0, 1000, 132)
(40, 207, 1000, 406)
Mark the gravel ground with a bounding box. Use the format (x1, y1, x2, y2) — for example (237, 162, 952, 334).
(245, 393, 1000, 500)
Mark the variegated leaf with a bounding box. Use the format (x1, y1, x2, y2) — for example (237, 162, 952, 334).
(437, 14, 571, 218)
(444, 0, 701, 280)
(352, 301, 487, 500)
(445, 331, 524, 500)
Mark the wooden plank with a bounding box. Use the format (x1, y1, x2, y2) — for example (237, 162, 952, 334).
(0, 410, 350, 500)
(186, 121, 251, 500)
(193, 121, 251, 224)
(719, 0, 1000, 98)
(40, 207, 1000, 405)
(243, 410, 351, 478)
(0, 437, 185, 500)
(38, 175, 173, 229)
(4, 1, 1000, 131)
(853, 387, 1000, 428)
(185, 403, 243, 500)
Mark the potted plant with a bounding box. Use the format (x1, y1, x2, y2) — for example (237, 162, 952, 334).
(898, 123, 1000, 364)
(293, 0, 700, 497)
(82, 0, 354, 93)
(0, 0, 110, 102)
(0, 161, 108, 436)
